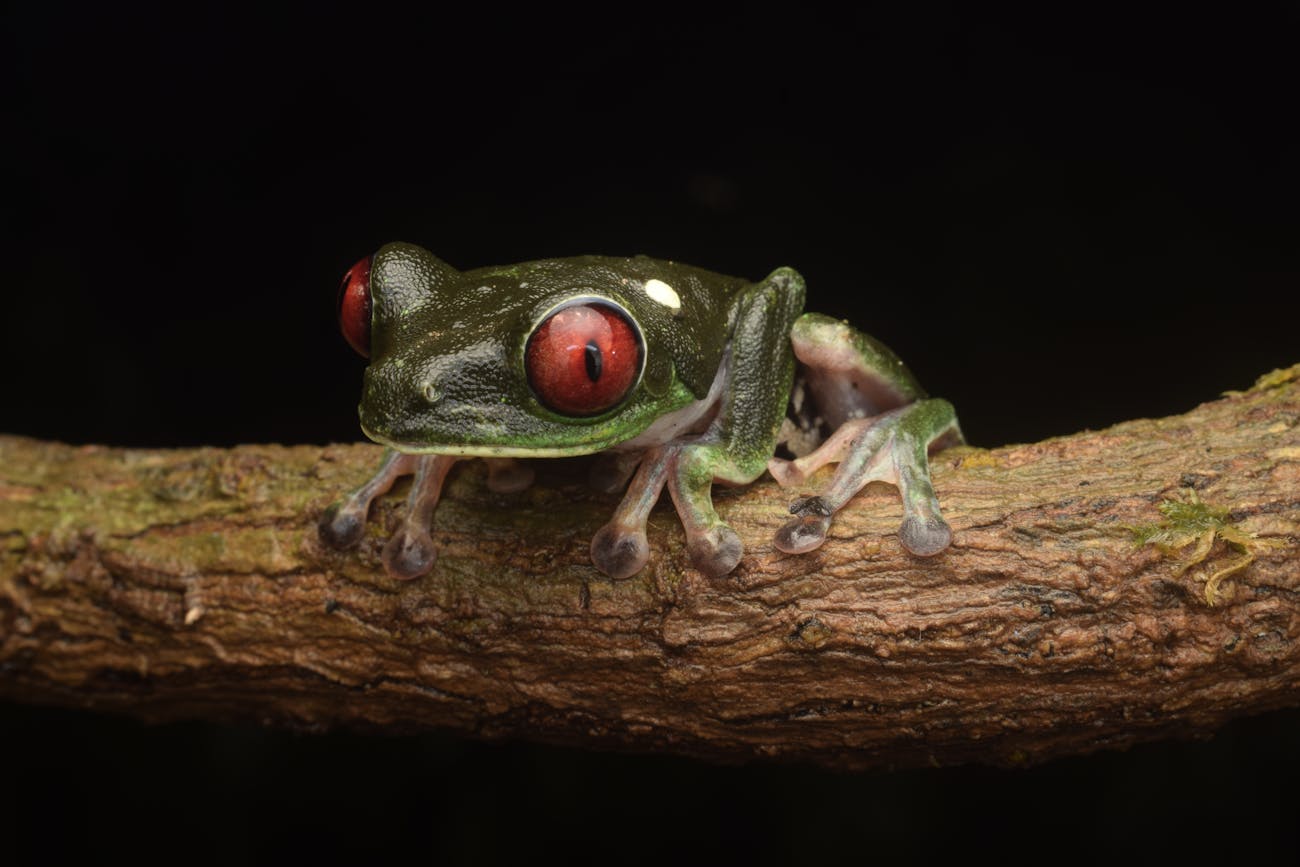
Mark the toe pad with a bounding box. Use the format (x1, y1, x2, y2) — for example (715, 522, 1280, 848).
(899, 515, 952, 557)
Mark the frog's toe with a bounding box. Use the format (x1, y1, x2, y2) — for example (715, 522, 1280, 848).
(687, 524, 744, 579)
(319, 502, 366, 550)
(382, 528, 438, 580)
(774, 515, 831, 554)
(899, 515, 952, 557)
(590, 523, 649, 580)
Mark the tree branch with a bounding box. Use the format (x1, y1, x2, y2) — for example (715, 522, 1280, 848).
(2, 367, 1298, 770)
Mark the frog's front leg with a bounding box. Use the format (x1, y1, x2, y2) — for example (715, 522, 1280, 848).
(768, 314, 961, 557)
(319, 448, 418, 549)
(381, 454, 458, 579)
(590, 268, 805, 579)
(319, 449, 459, 580)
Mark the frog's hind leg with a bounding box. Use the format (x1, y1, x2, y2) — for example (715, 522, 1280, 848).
(770, 314, 962, 558)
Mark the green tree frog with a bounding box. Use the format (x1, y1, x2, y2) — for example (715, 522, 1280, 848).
(320, 243, 961, 581)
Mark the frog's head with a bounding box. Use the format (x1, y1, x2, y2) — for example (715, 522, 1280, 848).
(334, 242, 698, 457)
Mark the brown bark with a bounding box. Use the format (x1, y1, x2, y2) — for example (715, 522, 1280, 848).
(2, 367, 1298, 770)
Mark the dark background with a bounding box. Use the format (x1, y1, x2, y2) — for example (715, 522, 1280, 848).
(3, 5, 1298, 863)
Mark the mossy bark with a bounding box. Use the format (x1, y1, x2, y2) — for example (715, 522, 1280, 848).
(2, 368, 1298, 770)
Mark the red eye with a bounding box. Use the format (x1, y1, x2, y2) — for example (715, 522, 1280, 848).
(526, 303, 643, 416)
(337, 256, 372, 358)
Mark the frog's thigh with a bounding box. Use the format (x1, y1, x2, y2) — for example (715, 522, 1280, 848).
(785, 312, 926, 427)
(669, 269, 805, 578)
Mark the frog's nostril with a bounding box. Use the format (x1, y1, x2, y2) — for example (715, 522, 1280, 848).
(421, 381, 443, 405)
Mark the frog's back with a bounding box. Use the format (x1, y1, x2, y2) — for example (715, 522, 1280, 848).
(464, 254, 752, 398)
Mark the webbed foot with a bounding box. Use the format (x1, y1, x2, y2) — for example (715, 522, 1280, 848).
(774, 496, 833, 554)
(766, 456, 807, 487)
(589, 449, 670, 580)
(772, 400, 959, 558)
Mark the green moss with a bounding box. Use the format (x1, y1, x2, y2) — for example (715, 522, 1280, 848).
(1132, 493, 1232, 546)
(1221, 364, 1300, 396)
(1132, 490, 1282, 606)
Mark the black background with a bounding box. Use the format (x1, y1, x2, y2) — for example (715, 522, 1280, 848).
(3, 5, 1298, 864)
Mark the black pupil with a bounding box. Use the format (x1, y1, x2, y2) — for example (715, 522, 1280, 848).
(584, 341, 602, 382)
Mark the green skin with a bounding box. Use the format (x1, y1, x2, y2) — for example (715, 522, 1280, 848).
(320, 243, 962, 580)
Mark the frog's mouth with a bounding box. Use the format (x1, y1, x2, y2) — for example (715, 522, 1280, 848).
(359, 423, 615, 459)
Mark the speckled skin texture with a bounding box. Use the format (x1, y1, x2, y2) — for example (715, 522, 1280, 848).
(322, 245, 960, 580)
(360, 243, 750, 455)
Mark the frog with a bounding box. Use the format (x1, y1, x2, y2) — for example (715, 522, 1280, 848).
(319, 242, 962, 581)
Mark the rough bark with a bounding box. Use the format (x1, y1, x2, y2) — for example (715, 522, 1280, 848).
(2, 367, 1298, 771)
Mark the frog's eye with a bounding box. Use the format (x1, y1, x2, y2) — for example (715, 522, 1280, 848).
(526, 302, 643, 416)
(337, 256, 372, 358)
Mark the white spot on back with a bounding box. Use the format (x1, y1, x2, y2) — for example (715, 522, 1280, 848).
(643, 278, 681, 311)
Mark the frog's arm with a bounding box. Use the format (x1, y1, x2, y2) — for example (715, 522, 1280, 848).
(768, 314, 963, 557)
(590, 268, 805, 579)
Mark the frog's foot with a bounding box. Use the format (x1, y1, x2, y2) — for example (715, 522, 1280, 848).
(319, 449, 417, 550)
(773, 400, 959, 558)
(485, 457, 535, 494)
(683, 523, 744, 579)
(590, 447, 669, 579)
(899, 514, 952, 557)
(381, 454, 457, 580)
(590, 522, 650, 580)
(773, 495, 833, 554)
